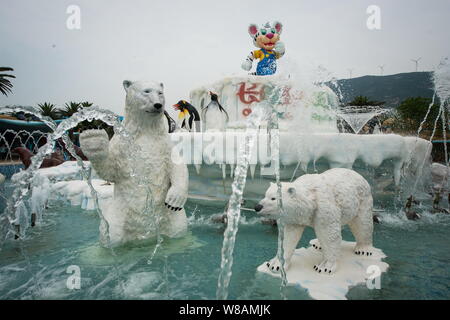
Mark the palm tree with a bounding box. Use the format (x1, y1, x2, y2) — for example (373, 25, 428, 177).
(80, 101, 93, 108)
(37, 102, 59, 120)
(62, 102, 81, 117)
(0, 67, 15, 96)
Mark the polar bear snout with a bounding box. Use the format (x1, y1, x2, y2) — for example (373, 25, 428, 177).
(143, 103, 164, 114)
(254, 204, 263, 212)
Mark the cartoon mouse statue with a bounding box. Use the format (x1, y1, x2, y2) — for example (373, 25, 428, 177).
(241, 21, 285, 76)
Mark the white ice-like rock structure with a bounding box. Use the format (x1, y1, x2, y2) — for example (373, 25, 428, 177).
(190, 75, 339, 132)
(170, 132, 432, 199)
(11, 160, 114, 212)
(431, 162, 449, 192)
(0, 173, 4, 184)
(183, 76, 433, 200)
(257, 240, 388, 300)
(11, 160, 94, 186)
(51, 179, 113, 210)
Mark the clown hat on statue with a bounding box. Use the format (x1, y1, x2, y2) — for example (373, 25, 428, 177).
(241, 21, 285, 76)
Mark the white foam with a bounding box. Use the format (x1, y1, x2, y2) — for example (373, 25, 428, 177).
(119, 271, 164, 299)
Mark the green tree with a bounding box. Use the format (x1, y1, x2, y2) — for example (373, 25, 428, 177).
(347, 95, 384, 106)
(37, 102, 60, 120)
(397, 97, 438, 127)
(62, 102, 82, 117)
(0, 67, 15, 96)
(396, 97, 447, 133)
(81, 101, 93, 108)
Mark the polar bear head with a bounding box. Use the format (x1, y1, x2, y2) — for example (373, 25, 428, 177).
(254, 182, 297, 218)
(123, 80, 166, 131)
(123, 80, 165, 115)
(255, 181, 316, 221)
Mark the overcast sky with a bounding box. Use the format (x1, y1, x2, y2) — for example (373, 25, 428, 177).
(1, 0, 449, 115)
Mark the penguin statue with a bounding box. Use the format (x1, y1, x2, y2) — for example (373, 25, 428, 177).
(202, 92, 229, 131)
(173, 100, 201, 132)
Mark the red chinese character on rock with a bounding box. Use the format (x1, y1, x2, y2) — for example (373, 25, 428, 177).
(237, 82, 264, 104)
(242, 108, 252, 117)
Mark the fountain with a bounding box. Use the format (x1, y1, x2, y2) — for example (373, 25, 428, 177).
(336, 106, 387, 134)
(0, 67, 445, 300)
(184, 74, 432, 201)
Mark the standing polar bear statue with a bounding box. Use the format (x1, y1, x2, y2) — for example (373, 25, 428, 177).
(80, 80, 188, 246)
(255, 168, 374, 274)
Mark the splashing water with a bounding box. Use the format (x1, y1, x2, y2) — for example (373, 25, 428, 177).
(0, 106, 115, 244)
(0, 105, 162, 246)
(434, 57, 450, 110)
(0, 105, 166, 295)
(402, 58, 449, 207)
(0, 129, 50, 162)
(216, 82, 291, 300)
(216, 103, 267, 300)
(267, 85, 289, 292)
(434, 58, 450, 208)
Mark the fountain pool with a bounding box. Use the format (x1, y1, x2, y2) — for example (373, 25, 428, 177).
(0, 182, 449, 300)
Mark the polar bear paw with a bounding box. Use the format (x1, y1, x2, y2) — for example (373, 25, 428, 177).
(164, 186, 187, 212)
(354, 245, 374, 256)
(313, 259, 337, 274)
(265, 257, 290, 273)
(79, 129, 110, 161)
(309, 239, 322, 250)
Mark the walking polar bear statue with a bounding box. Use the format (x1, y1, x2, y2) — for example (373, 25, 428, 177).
(255, 168, 374, 274)
(80, 80, 188, 246)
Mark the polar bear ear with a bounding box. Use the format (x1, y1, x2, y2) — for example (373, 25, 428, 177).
(160, 83, 164, 90)
(287, 186, 296, 196)
(123, 80, 133, 91)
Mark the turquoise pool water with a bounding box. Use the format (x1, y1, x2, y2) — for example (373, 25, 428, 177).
(0, 181, 449, 300)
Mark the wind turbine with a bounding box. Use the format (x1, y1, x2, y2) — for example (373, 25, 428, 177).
(411, 57, 421, 72)
(347, 68, 354, 79)
(378, 64, 385, 76)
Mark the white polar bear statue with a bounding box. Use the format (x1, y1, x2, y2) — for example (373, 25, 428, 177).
(80, 80, 188, 246)
(255, 168, 374, 274)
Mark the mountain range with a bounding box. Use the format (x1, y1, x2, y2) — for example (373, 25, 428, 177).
(327, 71, 435, 108)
